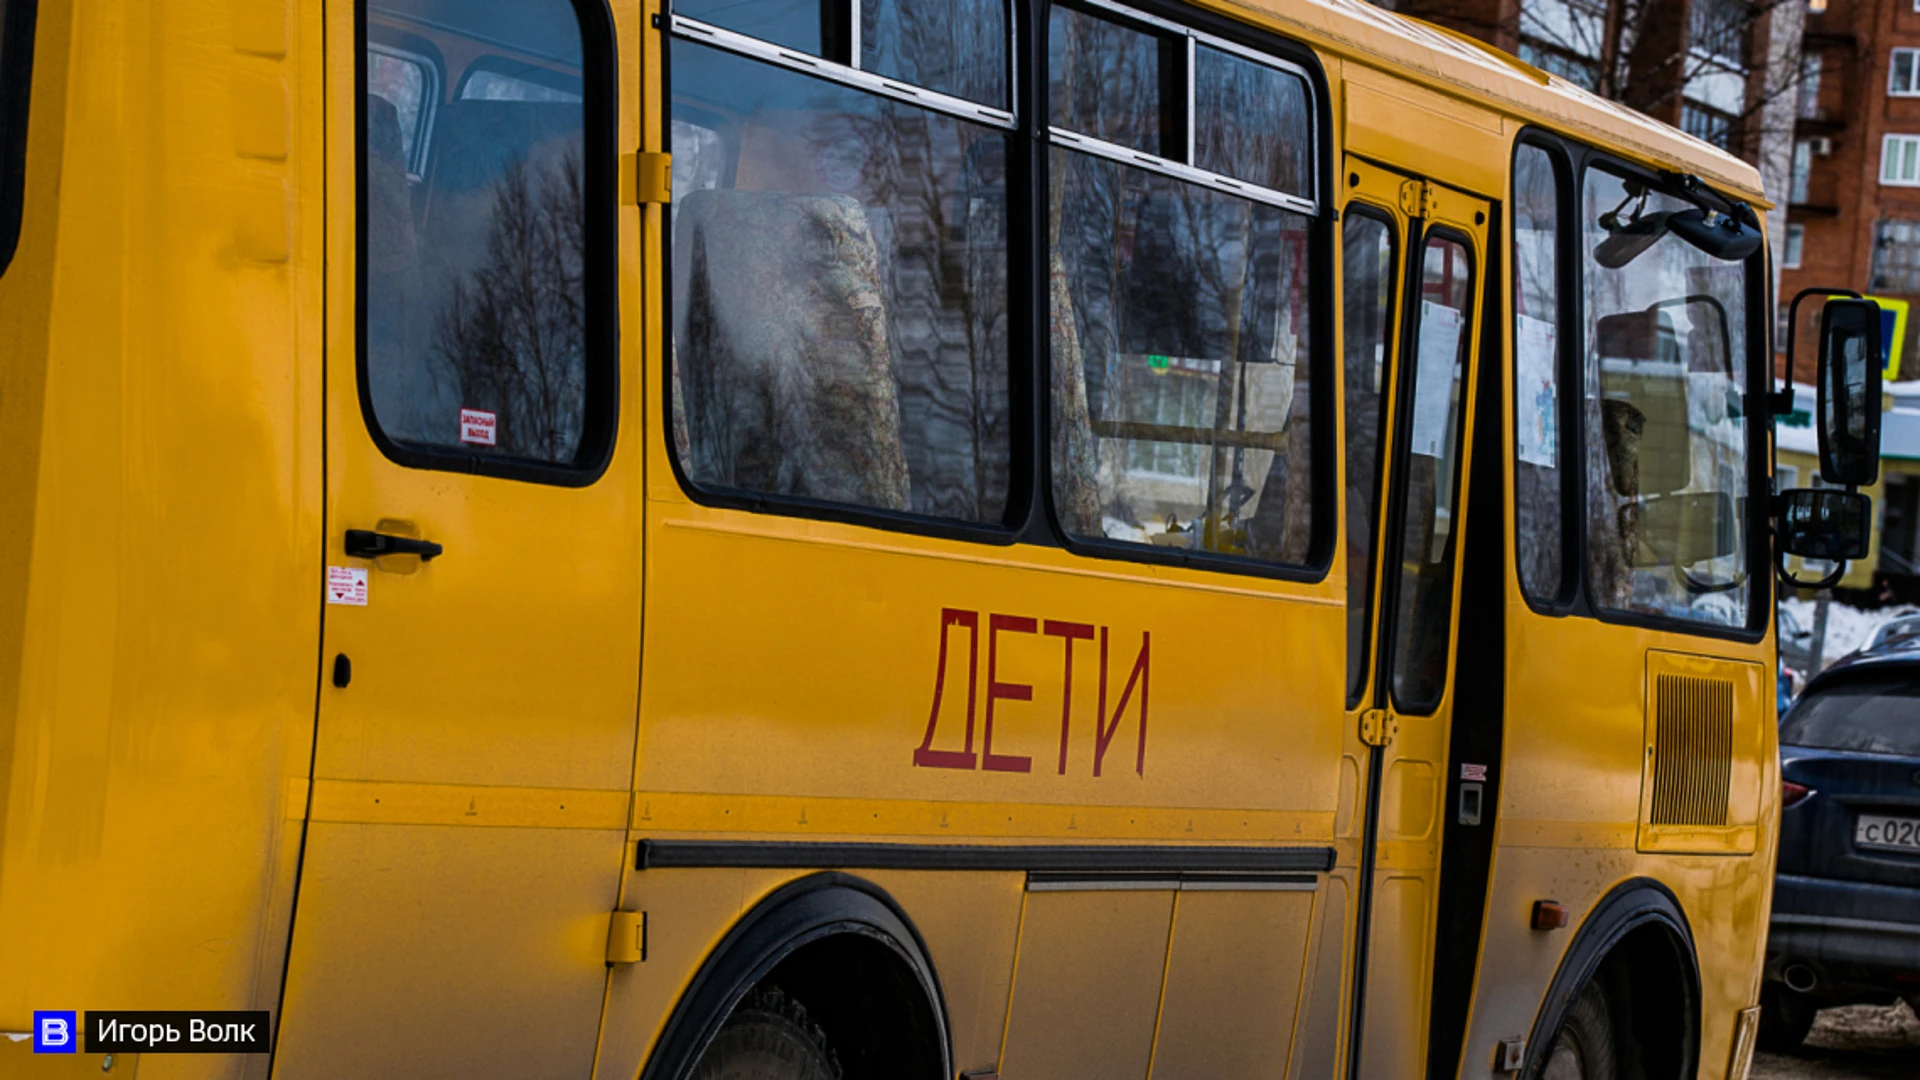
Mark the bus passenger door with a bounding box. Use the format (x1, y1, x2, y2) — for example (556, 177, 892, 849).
(1339, 157, 1490, 1080)
(275, 2, 641, 1077)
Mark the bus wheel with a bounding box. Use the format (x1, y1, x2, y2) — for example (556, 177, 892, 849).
(690, 986, 842, 1080)
(1757, 983, 1817, 1052)
(1541, 979, 1619, 1080)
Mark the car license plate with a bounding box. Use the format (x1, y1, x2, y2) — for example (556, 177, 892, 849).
(1855, 814, 1920, 853)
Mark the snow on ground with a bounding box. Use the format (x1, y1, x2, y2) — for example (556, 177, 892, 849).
(1779, 597, 1920, 670)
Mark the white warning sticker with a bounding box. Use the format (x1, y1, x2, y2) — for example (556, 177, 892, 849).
(1461, 763, 1488, 782)
(460, 408, 498, 447)
(326, 566, 369, 606)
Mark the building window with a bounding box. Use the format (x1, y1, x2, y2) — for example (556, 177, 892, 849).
(1682, 103, 1734, 149)
(1791, 139, 1812, 202)
(1798, 52, 1822, 118)
(1883, 134, 1920, 186)
(1894, 47, 1920, 96)
(1517, 0, 1606, 90)
(1691, 0, 1750, 67)
(1871, 219, 1920, 292)
(1518, 38, 1601, 91)
(1784, 223, 1804, 269)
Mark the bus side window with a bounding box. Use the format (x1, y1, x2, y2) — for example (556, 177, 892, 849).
(1512, 142, 1569, 604)
(362, 0, 608, 472)
(1048, 7, 1319, 566)
(0, 0, 38, 275)
(669, 0, 1013, 523)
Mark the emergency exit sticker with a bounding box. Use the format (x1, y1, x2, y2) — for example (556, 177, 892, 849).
(460, 408, 497, 447)
(326, 566, 368, 606)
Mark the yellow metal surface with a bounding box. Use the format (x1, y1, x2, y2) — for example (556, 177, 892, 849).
(997, 888, 1175, 1079)
(0, 0, 1788, 1076)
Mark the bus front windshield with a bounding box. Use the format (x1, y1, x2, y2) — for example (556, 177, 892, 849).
(1582, 167, 1752, 629)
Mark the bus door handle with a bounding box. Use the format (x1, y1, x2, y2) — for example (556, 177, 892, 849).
(345, 529, 444, 562)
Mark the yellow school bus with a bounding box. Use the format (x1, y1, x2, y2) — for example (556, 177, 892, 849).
(0, 0, 1884, 1076)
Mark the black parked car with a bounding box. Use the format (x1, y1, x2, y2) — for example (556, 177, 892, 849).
(1762, 637, 1920, 1050)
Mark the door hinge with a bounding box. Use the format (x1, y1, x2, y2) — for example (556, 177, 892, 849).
(1360, 708, 1398, 748)
(607, 910, 647, 964)
(1399, 178, 1437, 220)
(623, 151, 672, 205)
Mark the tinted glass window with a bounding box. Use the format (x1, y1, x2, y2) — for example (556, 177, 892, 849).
(1343, 213, 1395, 702)
(1048, 6, 1168, 156)
(0, 0, 34, 274)
(862, 0, 1008, 107)
(1782, 675, 1920, 757)
(1049, 148, 1314, 563)
(369, 46, 435, 173)
(363, 0, 602, 468)
(1192, 45, 1311, 197)
(1390, 236, 1473, 711)
(674, 0, 831, 57)
(1582, 167, 1750, 627)
(670, 42, 1011, 521)
(1513, 144, 1566, 602)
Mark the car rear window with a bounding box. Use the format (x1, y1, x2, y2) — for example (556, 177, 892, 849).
(1781, 673, 1920, 757)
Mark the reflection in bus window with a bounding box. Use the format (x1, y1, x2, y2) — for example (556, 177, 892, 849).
(1048, 6, 1168, 157)
(1193, 45, 1312, 198)
(1390, 237, 1472, 712)
(1048, 10, 1315, 565)
(1513, 144, 1566, 602)
(861, 0, 1007, 108)
(1342, 212, 1394, 703)
(1050, 154, 1313, 562)
(363, 0, 595, 466)
(669, 42, 1011, 521)
(368, 46, 435, 174)
(1582, 167, 1750, 627)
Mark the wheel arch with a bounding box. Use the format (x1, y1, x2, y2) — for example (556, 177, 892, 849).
(1522, 876, 1702, 1080)
(636, 871, 952, 1080)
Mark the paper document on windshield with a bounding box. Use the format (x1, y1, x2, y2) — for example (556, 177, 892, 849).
(1409, 300, 1463, 458)
(1516, 313, 1558, 467)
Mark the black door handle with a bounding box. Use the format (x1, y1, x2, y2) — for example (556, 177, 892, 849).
(345, 529, 444, 562)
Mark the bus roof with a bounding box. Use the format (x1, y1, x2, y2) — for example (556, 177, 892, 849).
(1208, 0, 1769, 205)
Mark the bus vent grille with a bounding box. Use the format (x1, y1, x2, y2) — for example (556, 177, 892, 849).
(1650, 674, 1734, 827)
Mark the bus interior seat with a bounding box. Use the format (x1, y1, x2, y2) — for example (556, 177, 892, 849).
(673, 188, 912, 511)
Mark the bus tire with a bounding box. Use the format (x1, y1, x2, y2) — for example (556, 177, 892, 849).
(1756, 983, 1816, 1052)
(1540, 979, 1619, 1080)
(691, 986, 842, 1080)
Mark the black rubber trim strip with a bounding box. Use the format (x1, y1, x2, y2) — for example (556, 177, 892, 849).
(636, 839, 1336, 873)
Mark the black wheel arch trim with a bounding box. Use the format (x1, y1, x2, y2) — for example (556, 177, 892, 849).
(636, 872, 953, 1080)
(1522, 877, 1701, 1080)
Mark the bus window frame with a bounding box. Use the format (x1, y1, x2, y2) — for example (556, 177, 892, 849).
(353, 0, 621, 488)
(657, 0, 1339, 583)
(1513, 126, 1771, 643)
(1509, 131, 1581, 615)
(0, 0, 38, 278)
(1384, 222, 1480, 718)
(1340, 201, 1402, 710)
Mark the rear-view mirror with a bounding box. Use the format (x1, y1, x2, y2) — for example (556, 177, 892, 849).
(1777, 488, 1870, 562)
(1621, 491, 1738, 569)
(1596, 308, 1691, 497)
(1817, 298, 1883, 487)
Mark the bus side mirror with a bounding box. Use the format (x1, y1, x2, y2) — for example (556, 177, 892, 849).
(1775, 488, 1871, 590)
(1817, 298, 1883, 487)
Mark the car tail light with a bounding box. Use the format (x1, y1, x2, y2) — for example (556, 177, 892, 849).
(1782, 780, 1815, 809)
